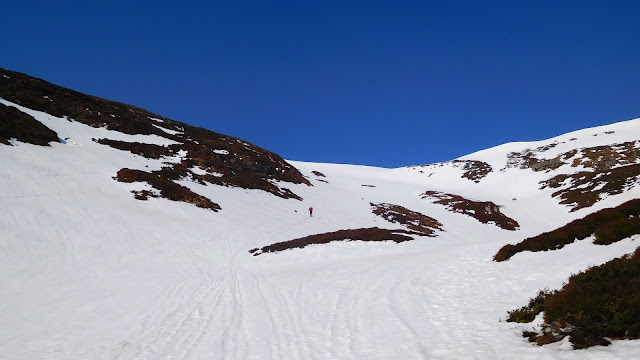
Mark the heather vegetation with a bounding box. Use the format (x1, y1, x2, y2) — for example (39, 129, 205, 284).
(450, 160, 493, 182)
(506, 289, 552, 323)
(94, 138, 172, 159)
(594, 217, 640, 245)
(0, 102, 59, 146)
(0, 68, 178, 137)
(115, 168, 221, 211)
(250, 227, 423, 255)
(507, 248, 640, 349)
(503, 140, 640, 173)
(541, 164, 640, 212)
(494, 199, 640, 261)
(371, 203, 443, 236)
(421, 191, 519, 230)
(1, 67, 311, 209)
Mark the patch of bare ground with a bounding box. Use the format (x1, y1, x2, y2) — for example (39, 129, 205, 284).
(371, 203, 443, 236)
(421, 191, 519, 230)
(504, 141, 640, 173)
(249, 227, 423, 255)
(0, 102, 59, 146)
(94, 138, 172, 159)
(571, 142, 640, 170)
(1, 67, 311, 209)
(540, 163, 640, 212)
(311, 170, 329, 183)
(115, 168, 221, 211)
(450, 160, 493, 182)
(494, 198, 640, 262)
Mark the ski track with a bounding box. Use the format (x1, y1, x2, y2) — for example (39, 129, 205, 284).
(9, 209, 638, 360)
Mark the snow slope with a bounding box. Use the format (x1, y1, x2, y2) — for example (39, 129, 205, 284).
(2, 98, 640, 359)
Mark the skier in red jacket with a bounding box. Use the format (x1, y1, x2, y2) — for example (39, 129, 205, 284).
(308, 207, 313, 217)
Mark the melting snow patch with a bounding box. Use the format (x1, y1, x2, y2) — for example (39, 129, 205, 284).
(152, 123, 183, 135)
(190, 166, 208, 176)
(149, 117, 164, 123)
(213, 149, 229, 155)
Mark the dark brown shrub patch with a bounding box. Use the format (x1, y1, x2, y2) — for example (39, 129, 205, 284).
(421, 191, 519, 230)
(371, 203, 443, 236)
(507, 289, 554, 323)
(508, 248, 640, 349)
(115, 168, 220, 211)
(503, 141, 640, 173)
(450, 160, 493, 182)
(0, 102, 59, 146)
(94, 138, 172, 159)
(0, 68, 173, 137)
(594, 217, 640, 245)
(541, 163, 640, 212)
(494, 198, 640, 261)
(132, 189, 159, 200)
(250, 227, 423, 255)
(2, 67, 311, 202)
(504, 143, 563, 172)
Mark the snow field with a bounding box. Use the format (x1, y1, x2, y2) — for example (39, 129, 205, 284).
(2, 102, 640, 359)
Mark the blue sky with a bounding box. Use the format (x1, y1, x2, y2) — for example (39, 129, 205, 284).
(2, 1, 638, 167)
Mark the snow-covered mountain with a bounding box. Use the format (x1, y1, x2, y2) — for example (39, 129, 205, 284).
(1, 68, 639, 359)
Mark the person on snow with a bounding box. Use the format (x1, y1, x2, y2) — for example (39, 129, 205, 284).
(309, 206, 313, 217)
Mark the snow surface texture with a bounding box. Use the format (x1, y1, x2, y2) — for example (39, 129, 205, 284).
(2, 99, 640, 359)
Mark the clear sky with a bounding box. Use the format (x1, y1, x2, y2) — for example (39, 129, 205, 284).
(2, 1, 638, 167)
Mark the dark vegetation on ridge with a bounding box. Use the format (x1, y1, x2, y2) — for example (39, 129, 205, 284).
(507, 247, 640, 349)
(421, 191, 519, 230)
(0, 103, 59, 146)
(0, 67, 311, 209)
(494, 199, 640, 261)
